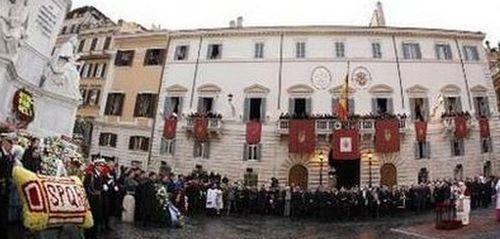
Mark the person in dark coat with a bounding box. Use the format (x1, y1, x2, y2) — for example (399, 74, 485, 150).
(21, 138, 42, 173)
(83, 162, 105, 239)
(0, 138, 15, 239)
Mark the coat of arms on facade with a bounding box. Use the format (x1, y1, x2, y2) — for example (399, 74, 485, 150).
(352, 66, 372, 90)
(384, 129, 392, 141)
(311, 66, 332, 90)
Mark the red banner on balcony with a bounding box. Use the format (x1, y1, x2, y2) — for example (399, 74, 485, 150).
(163, 118, 177, 139)
(479, 118, 490, 138)
(414, 121, 428, 142)
(194, 117, 208, 141)
(246, 121, 262, 144)
(331, 129, 359, 160)
(375, 120, 400, 153)
(289, 120, 315, 154)
(454, 116, 468, 139)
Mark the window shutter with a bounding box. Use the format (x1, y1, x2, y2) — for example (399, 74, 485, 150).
(332, 98, 339, 115)
(164, 97, 172, 118)
(171, 139, 176, 156)
(243, 98, 250, 122)
(111, 134, 117, 147)
(462, 46, 469, 61)
(99, 134, 105, 146)
(203, 142, 210, 159)
(101, 63, 107, 78)
(142, 138, 150, 151)
(288, 98, 295, 115)
(177, 97, 184, 116)
(117, 94, 125, 116)
(435, 45, 440, 60)
(260, 98, 267, 122)
(409, 98, 416, 120)
(218, 45, 223, 58)
(387, 98, 394, 114)
(425, 142, 431, 159)
(423, 98, 430, 121)
(460, 140, 465, 156)
(133, 95, 141, 117)
(372, 43, 377, 58)
(305, 98, 312, 116)
(456, 97, 463, 112)
(450, 140, 455, 156)
(129, 137, 135, 150)
(257, 144, 262, 161)
(415, 44, 422, 59)
(484, 98, 491, 116)
(414, 142, 419, 159)
(193, 142, 198, 158)
(371, 98, 377, 114)
(402, 44, 410, 59)
(446, 45, 453, 60)
(160, 139, 167, 154)
(348, 98, 355, 116)
(197, 97, 203, 114)
(243, 143, 248, 161)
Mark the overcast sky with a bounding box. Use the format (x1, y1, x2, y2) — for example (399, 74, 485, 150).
(72, 0, 500, 44)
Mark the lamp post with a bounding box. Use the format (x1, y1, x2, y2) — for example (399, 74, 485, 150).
(319, 151, 325, 186)
(367, 151, 373, 188)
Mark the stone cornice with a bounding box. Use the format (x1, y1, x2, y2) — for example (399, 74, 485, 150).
(168, 25, 485, 40)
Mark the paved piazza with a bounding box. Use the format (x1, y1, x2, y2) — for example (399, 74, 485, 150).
(93, 208, 498, 239)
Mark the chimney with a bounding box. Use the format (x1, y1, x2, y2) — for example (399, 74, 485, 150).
(236, 16, 243, 28)
(229, 20, 236, 28)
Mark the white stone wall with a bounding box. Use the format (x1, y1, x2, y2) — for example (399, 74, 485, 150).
(150, 28, 500, 188)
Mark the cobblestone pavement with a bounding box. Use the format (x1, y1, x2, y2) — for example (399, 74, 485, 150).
(8, 207, 499, 239)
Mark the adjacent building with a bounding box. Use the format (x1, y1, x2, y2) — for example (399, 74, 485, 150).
(486, 41, 500, 110)
(90, 31, 168, 167)
(149, 5, 499, 189)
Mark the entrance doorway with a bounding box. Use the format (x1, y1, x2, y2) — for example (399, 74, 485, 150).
(380, 163, 397, 187)
(329, 151, 360, 189)
(288, 165, 308, 189)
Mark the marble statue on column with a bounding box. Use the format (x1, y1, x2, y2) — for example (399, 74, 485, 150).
(0, 0, 30, 54)
(40, 35, 82, 101)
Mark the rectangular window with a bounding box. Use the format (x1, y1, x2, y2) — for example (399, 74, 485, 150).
(174, 45, 189, 61)
(409, 97, 429, 121)
(144, 48, 166, 66)
(473, 96, 490, 117)
(90, 38, 98, 51)
(164, 97, 183, 117)
(78, 40, 85, 53)
(80, 88, 88, 105)
(207, 44, 222, 59)
(435, 44, 453, 60)
(335, 42, 345, 58)
(254, 42, 264, 59)
(115, 50, 135, 66)
(289, 98, 311, 118)
(104, 93, 125, 116)
(134, 93, 157, 118)
(480, 137, 493, 154)
(99, 133, 117, 148)
(243, 143, 262, 161)
(193, 141, 210, 159)
(100, 63, 107, 78)
(415, 141, 431, 159)
(129, 136, 150, 152)
(197, 97, 214, 114)
(81, 63, 90, 77)
(372, 42, 382, 58)
(103, 37, 112, 50)
(451, 139, 465, 157)
(92, 63, 101, 78)
(372, 97, 394, 115)
(87, 89, 101, 106)
(160, 138, 176, 156)
(85, 63, 94, 78)
(295, 42, 306, 58)
(60, 26, 67, 35)
(463, 45, 480, 61)
(402, 43, 422, 59)
(444, 97, 462, 114)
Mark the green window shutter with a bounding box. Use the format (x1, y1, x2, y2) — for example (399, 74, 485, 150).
(305, 98, 312, 116)
(409, 98, 416, 120)
(243, 143, 248, 161)
(288, 98, 295, 115)
(260, 98, 267, 122)
(177, 97, 184, 116)
(243, 98, 250, 122)
(371, 98, 377, 114)
(164, 97, 172, 118)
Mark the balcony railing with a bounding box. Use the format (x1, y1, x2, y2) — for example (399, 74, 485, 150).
(277, 118, 408, 135)
(185, 117, 223, 132)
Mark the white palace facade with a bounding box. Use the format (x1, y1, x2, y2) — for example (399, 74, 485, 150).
(148, 18, 500, 188)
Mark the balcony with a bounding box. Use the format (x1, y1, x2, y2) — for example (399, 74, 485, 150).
(277, 117, 407, 135)
(185, 117, 223, 132)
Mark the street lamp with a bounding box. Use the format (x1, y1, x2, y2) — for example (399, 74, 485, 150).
(367, 151, 374, 188)
(318, 151, 325, 186)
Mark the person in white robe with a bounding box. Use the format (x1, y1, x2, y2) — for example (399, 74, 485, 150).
(456, 181, 471, 225)
(206, 185, 217, 216)
(495, 179, 500, 222)
(215, 186, 223, 215)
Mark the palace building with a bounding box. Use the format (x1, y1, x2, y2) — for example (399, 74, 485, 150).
(147, 4, 499, 189)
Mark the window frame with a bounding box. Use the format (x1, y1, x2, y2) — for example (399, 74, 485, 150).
(134, 93, 158, 118)
(207, 44, 222, 60)
(144, 48, 166, 66)
(450, 138, 465, 157)
(193, 141, 210, 159)
(435, 43, 453, 60)
(402, 42, 422, 60)
(115, 50, 135, 67)
(254, 42, 265, 59)
(174, 45, 190, 61)
(104, 93, 125, 116)
(128, 136, 150, 152)
(335, 42, 346, 58)
(295, 42, 306, 58)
